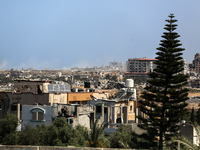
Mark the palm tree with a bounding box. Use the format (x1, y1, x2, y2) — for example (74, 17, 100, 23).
(167, 135, 199, 150)
(85, 118, 108, 147)
(166, 122, 200, 150)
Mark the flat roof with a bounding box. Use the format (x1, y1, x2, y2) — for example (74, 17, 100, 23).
(138, 58, 157, 61)
(14, 79, 52, 83)
(125, 72, 149, 74)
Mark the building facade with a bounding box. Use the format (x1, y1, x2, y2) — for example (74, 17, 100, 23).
(126, 58, 157, 73)
(21, 104, 95, 129)
(0, 80, 110, 120)
(192, 53, 200, 73)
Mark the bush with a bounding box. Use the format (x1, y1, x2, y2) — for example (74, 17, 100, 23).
(0, 114, 18, 145)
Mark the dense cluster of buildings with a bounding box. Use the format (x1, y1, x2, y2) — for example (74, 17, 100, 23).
(0, 53, 200, 145)
(0, 79, 138, 134)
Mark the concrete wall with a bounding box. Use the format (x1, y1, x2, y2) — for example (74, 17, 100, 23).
(67, 93, 92, 104)
(73, 105, 94, 129)
(181, 124, 200, 146)
(114, 103, 128, 123)
(9, 92, 68, 107)
(13, 80, 51, 94)
(128, 101, 135, 121)
(0, 146, 134, 150)
(93, 92, 109, 99)
(8, 93, 50, 106)
(22, 105, 53, 129)
(7, 93, 50, 120)
(49, 93, 68, 105)
(5, 92, 68, 120)
(78, 114, 90, 128)
(0, 145, 39, 150)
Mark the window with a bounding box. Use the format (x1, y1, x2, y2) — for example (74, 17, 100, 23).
(38, 112, 44, 121)
(104, 107, 108, 113)
(30, 107, 45, 122)
(11, 103, 21, 112)
(130, 105, 133, 111)
(96, 106, 102, 113)
(32, 112, 37, 120)
(11, 105, 17, 111)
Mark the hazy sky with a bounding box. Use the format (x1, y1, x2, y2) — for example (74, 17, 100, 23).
(0, 1, 199, 69)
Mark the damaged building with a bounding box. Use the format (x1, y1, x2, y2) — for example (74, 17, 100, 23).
(22, 104, 95, 129)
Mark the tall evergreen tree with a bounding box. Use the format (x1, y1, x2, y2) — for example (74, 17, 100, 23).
(137, 14, 188, 150)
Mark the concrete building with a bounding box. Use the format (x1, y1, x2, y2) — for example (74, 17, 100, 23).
(192, 53, 200, 73)
(126, 57, 188, 77)
(67, 91, 108, 104)
(19, 78, 138, 133)
(182, 59, 189, 75)
(21, 104, 95, 129)
(22, 105, 53, 128)
(181, 123, 200, 146)
(0, 91, 69, 120)
(0, 80, 109, 120)
(87, 98, 136, 124)
(109, 61, 124, 70)
(13, 80, 71, 94)
(125, 58, 157, 77)
(88, 79, 137, 124)
(126, 58, 157, 73)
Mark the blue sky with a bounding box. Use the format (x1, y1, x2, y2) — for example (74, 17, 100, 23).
(0, 1, 199, 69)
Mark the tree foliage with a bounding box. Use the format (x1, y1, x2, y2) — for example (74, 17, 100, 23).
(0, 114, 18, 145)
(136, 14, 189, 150)
(85, 118, 108, 147)
(110, 124, 133, 148)
(18, 117, 88, 146)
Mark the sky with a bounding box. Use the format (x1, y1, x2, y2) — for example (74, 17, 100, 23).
(0, 1, 200, 70)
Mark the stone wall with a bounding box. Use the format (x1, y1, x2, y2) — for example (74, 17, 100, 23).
(0, 146, 135, 150)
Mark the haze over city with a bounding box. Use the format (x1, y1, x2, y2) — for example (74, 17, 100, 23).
(0, 0, 200, 69)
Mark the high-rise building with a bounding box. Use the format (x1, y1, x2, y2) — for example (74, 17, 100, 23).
(126, 58, 157, 73)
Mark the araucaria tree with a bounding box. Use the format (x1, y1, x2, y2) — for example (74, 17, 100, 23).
(137, 14, 189, 150)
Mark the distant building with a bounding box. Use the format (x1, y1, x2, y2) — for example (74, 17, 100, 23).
(126, 58, 157, 73)
(109, 61, 123, 70)
(182, 59, 189, 75)
(126, 57, 188, 77)
(191, 53, 200, 73)
(125, 58, 157, 77)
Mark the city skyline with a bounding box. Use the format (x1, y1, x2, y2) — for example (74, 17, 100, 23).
(0, 1, 200, 69)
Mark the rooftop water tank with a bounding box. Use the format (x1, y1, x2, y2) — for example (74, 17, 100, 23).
(78, 88, 84, 92)
(89, 88, 95, 92)
(84, 81, 90, 88)
(126, 79, 134, 88)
